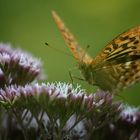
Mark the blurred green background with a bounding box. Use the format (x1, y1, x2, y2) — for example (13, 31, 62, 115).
(0, 0, 140, 105)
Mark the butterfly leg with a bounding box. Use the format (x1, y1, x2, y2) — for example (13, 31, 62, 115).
(69, 70, 74, 85)
(68, 70, 85, 85)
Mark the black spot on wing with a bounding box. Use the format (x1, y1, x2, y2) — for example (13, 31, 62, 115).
(131, 46, 137, 49)
(120, 43, 128, 49)
(124, 77, 129, 82)
(129, 37, 136, 42)
(112, 42, 118, 49)
(134, 40, 139, 45)
(131, 63, 137, 69)
(119, 36, 129, 41)
(105, 47, 112, 52)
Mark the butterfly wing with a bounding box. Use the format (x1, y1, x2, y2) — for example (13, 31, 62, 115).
(93, 26, 140, 91)
(93, 62, 140, 92)
(94, 26, 140, 64)
(115, 61, 140, 90)
(52, 11, 93, 65)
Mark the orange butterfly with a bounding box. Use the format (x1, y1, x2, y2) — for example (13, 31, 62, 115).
(52, 11, 140, 92)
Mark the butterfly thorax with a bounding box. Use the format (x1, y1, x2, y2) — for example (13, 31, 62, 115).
(79, 61, 120, 92)
(78, 62, 96, 85)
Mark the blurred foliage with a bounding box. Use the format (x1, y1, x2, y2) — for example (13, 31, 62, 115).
(0, 0, 140, 105)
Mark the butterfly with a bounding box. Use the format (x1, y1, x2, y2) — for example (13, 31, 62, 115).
(52, 11, 140, 93)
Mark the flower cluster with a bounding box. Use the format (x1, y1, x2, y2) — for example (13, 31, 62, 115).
(0, 82, 121, 139)
(0, 43, 44, 87)
(0, 43, 140, 140)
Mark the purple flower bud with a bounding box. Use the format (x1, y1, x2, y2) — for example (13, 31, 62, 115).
(0, 43, 45, 87)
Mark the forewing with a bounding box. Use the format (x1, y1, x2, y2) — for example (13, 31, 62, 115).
(52, 11, 93, 64)
(94, 26, 140, 64)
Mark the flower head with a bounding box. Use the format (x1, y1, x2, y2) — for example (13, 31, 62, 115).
(120, 106, 140, 126)
(0, 82, 121, 139)
(0, 43, 45, 87)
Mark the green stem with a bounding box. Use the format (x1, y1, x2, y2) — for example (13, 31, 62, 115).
(12, 108, 28, 140)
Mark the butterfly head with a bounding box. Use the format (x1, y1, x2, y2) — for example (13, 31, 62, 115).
(78, 60, 97, 85)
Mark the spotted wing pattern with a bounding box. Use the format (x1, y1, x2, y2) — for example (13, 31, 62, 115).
(94, 26, 140, 64)
(93, 26, 140, 91)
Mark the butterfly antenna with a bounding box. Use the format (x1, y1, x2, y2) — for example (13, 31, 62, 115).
(69, 70, 85, 89)
(45, 42, 73, 58)
(69, 70, 74, 85)
(115, 92, 126, 101)
(81, 45, 91, 60)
